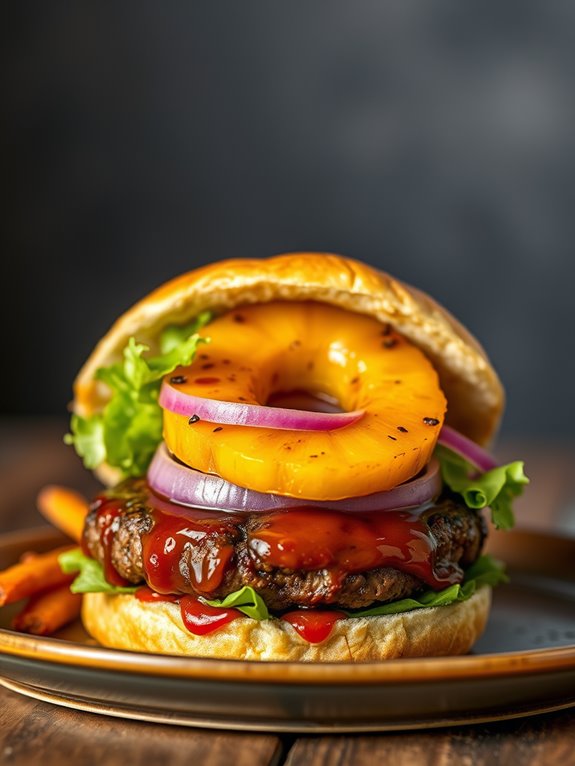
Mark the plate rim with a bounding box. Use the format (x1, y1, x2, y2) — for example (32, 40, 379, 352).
(2, 675, 575, 732)
(1, 627, 575, 685)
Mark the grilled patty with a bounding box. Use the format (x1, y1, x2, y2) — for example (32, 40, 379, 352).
(83, 482, 486, 611)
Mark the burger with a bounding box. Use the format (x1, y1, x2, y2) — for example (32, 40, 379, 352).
(61, 253, 527, 661)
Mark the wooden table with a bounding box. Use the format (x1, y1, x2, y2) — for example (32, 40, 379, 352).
(1, 419, 574, 766)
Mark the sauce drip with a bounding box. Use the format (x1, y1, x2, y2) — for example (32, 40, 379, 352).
(248, 507, 459, 589)
(282, 609, 346, 644)
(136, 587, 242, 636)
(135, 586, 179, 604)
(82, 499, 132, 588)
(136, 588, 344, 642)
(141, 508, 237, 595)
(180, 596, 241, 635)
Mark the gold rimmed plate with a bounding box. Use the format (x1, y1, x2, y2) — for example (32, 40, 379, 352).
(0, 526, 574, 731)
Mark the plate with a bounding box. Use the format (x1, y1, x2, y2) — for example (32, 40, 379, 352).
(0, 526, 574, 732)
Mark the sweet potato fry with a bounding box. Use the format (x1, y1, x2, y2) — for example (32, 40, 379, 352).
(0, 545, 75, 606)
(12, 583, 82, 635)
(36, 485, 89, 543)
(19, 551, 39, 564)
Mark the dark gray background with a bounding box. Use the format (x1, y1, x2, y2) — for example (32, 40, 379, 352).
(2, 2, 574, 438)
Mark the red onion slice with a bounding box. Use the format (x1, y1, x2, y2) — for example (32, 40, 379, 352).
(438, 425, 498, 472)
(159, 381, 364, 431)
(147, 444, 442, 513)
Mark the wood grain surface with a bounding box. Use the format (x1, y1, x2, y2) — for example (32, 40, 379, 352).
(0, 685, 282, 766)
(285, 711, 575, 766)
(0, 419, 574, 766)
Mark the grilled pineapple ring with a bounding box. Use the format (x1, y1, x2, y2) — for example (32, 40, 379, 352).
(162, 301, 447, 500)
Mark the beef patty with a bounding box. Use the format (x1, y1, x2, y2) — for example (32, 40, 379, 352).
(83, 480, 486, 611)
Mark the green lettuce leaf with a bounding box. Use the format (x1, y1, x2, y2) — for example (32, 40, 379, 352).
(346, 555, 507, 617)
(65, 314, 211, 477)
(59, 549, 138, 595)
(65, 414, 106, 470)
(202, 586, 270, 620)
(159, 312, 212, 354)
(436, 446, 529, 530)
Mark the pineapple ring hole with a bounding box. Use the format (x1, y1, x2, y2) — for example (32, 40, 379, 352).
(265, 389, 344, 414)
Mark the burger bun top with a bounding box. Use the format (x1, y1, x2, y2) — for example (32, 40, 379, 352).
(74, 252, 504, 446)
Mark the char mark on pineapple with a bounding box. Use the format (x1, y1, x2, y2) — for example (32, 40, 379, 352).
(82, 484, 486, 611)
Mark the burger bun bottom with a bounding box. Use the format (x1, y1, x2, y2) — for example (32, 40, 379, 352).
(82, 587, 491, 661)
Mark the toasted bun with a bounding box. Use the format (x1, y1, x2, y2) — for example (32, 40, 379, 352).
(82, 587, 490, 661)
(74, 253, 504, 452)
